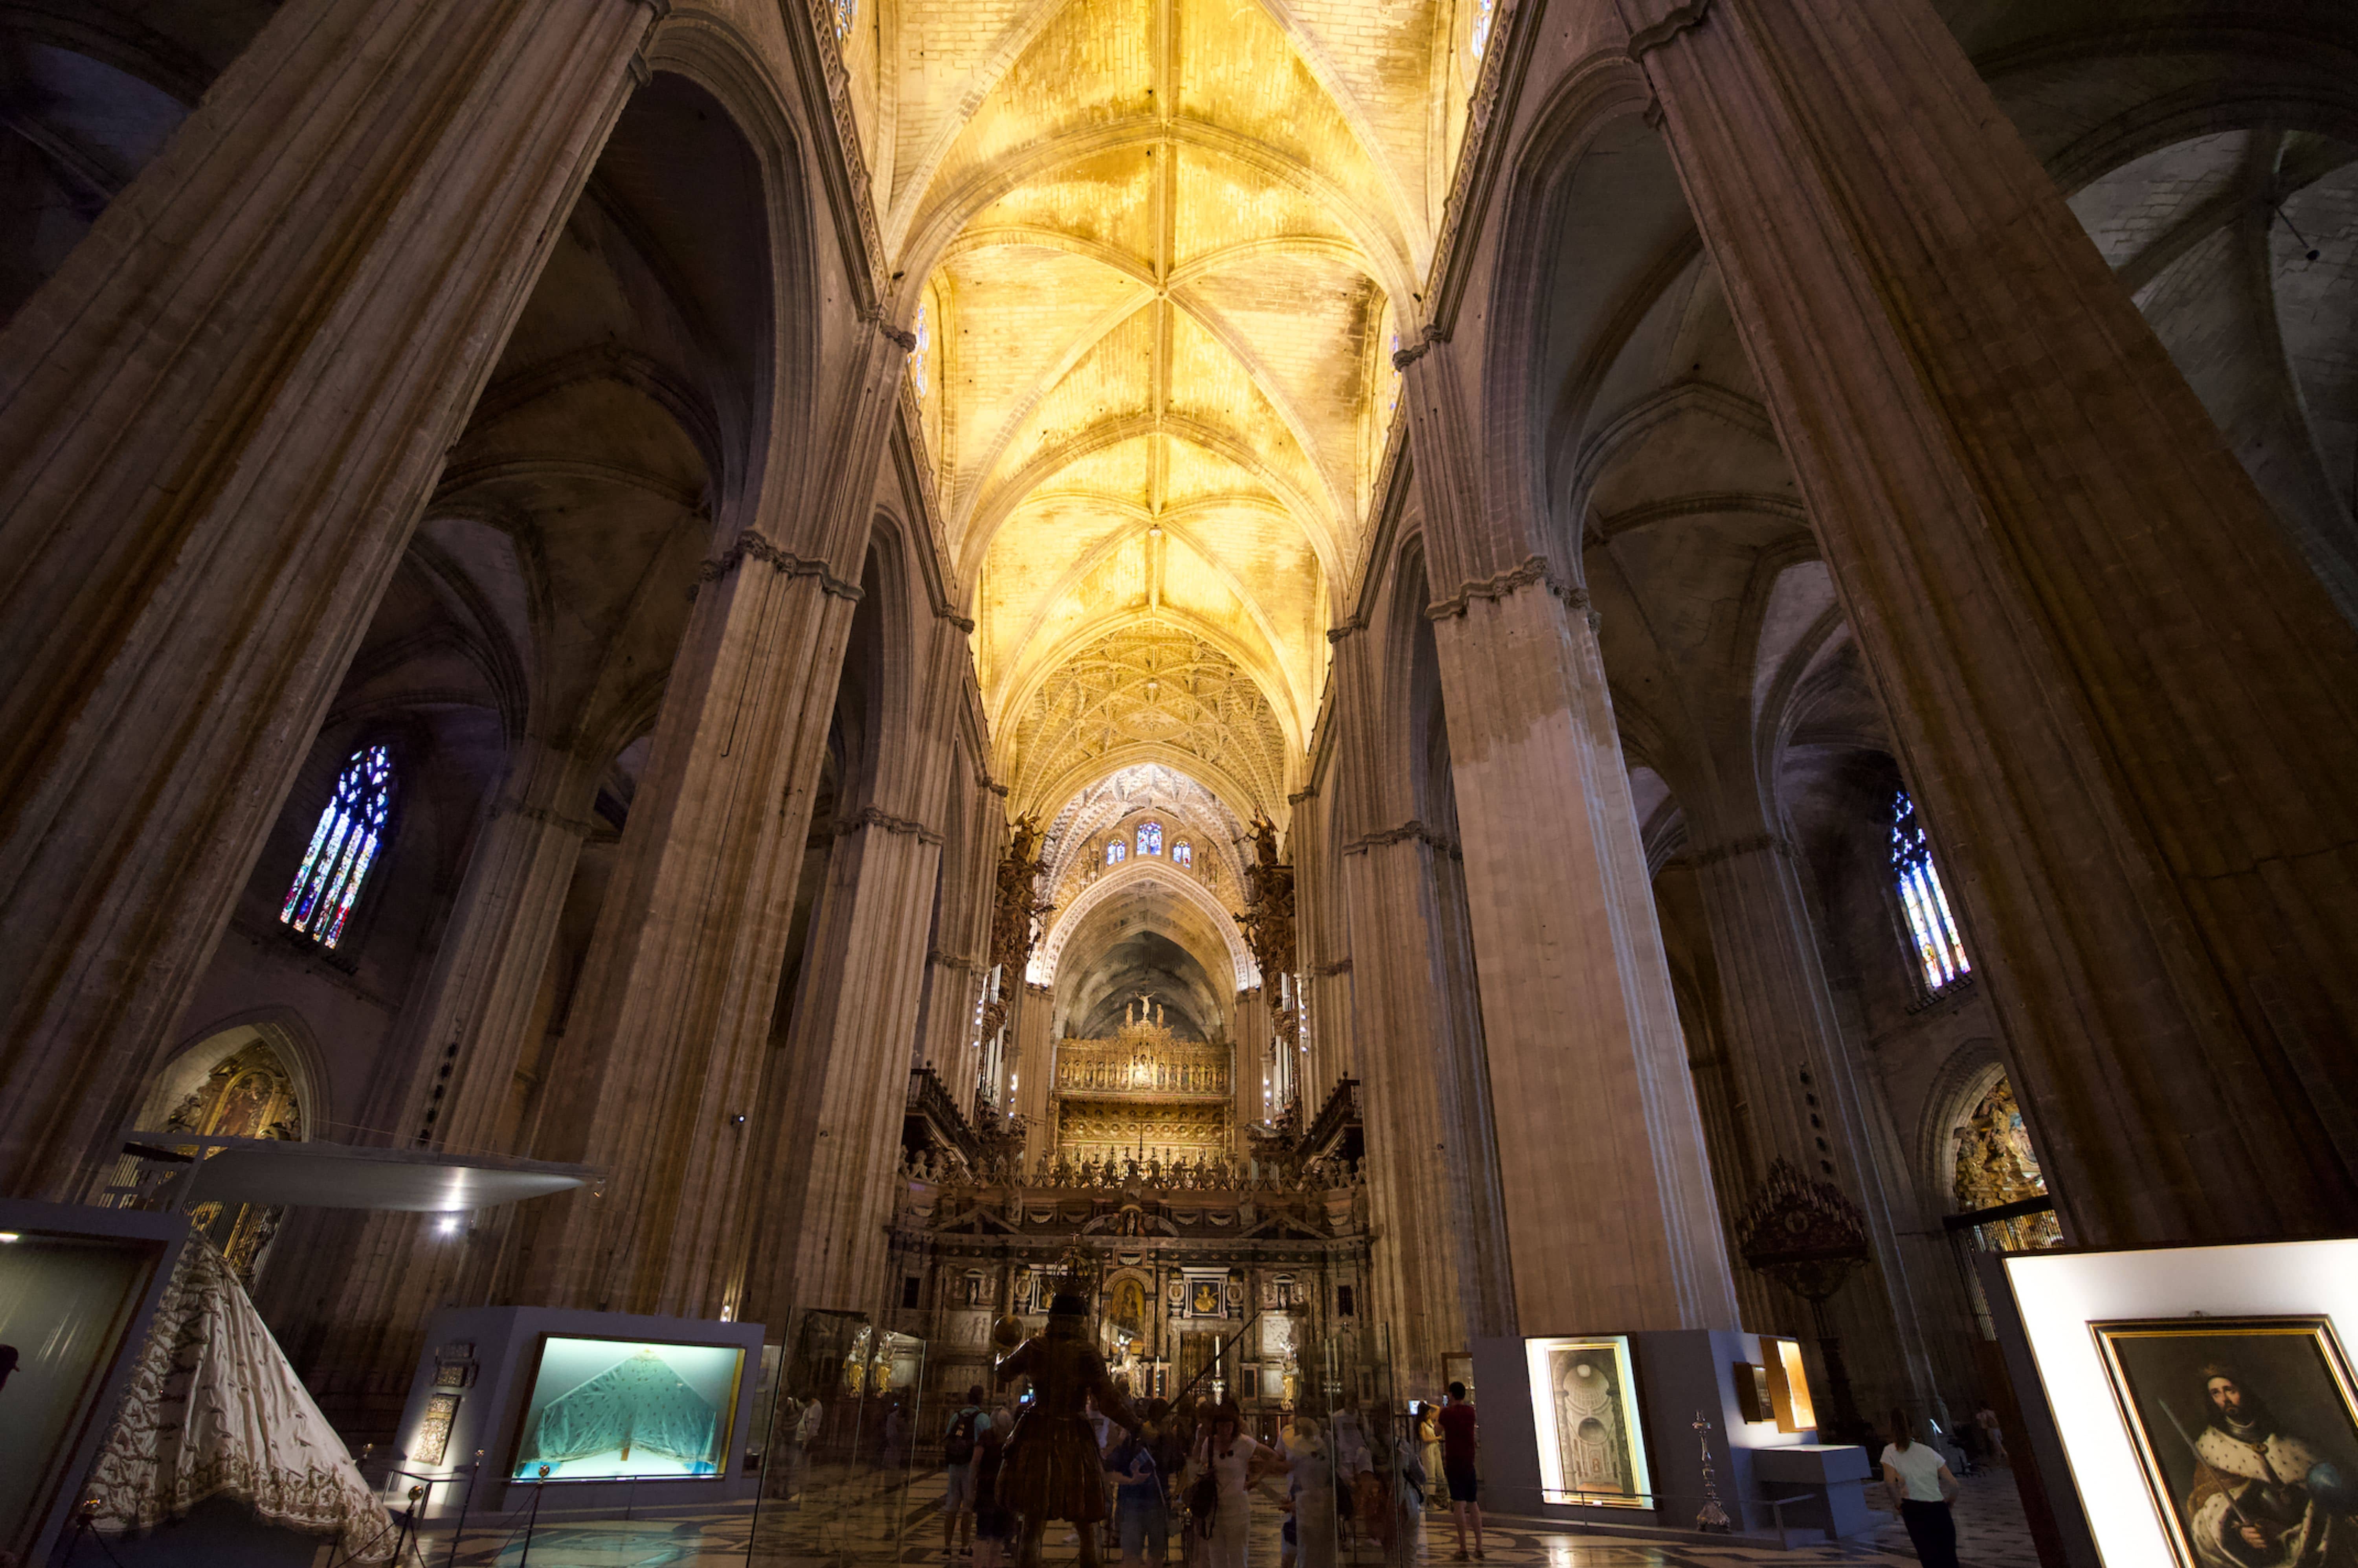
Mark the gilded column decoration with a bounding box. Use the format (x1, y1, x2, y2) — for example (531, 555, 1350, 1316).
(981, 817, 1052, 1046)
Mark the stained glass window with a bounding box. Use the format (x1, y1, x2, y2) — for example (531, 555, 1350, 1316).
(281, 744, 393, 950)
(1139, 823, 1163, 856)
(1107, 839, 1127, 867)
(1173, 840, 1193, 868)
(1469, 0, 1494, 59)
(833, 0, 856, 39)
(1387, 328, 1402, 415)
(910, 299, 931, 398)
(1891, 788, 1969, 991)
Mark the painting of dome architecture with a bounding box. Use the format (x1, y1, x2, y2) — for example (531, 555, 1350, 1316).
(509, 1340, 742, 1480)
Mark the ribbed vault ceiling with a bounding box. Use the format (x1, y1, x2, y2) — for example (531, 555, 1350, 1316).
(852, 0, 1485, 819)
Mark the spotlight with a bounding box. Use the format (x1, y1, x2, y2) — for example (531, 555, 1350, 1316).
(0, 1231, 19, 1243)
(436, 1215, 461, 1237)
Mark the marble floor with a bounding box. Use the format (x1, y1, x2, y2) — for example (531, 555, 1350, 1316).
(408, 1467, 2039, 1568)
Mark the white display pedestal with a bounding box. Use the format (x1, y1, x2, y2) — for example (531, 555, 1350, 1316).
(1470, 1329, 1879, 1540)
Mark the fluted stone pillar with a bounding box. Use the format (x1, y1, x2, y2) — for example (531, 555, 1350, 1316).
(1427, 574, 1742, 1332)
(1324, 619, 1511, 1390)
(1622, 0, 2358, 1239)
(0, 0, 664, 1197)
(1342, 831, 1515, 1389)
(740, 805, 944, 1322)
(512, 540, 861, 1318)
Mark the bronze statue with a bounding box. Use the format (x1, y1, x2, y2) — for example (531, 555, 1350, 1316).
(992, 1293, 1140, 1568)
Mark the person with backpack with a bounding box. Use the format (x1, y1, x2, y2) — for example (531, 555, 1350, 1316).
(944, 1385, 994, 1557)
(1105, 1404, 1170, 1568)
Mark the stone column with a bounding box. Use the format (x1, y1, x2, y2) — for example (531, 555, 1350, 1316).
(1426, 572, 1741, 1332)
(0, 0, 663, 1197)
(736, 614, 966, 1323)
(1326, 621, 1512, 1390)
(510, 538, 862, 1318)
(1622, 0, 2358, 1239)
(740, 806, 943, 1322)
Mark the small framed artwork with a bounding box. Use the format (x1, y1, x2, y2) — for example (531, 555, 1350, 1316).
(1733, 1362, 1774, 1424)
(1524, 1336, 1653, 1508)
(2091, 1315, 2358, 1568)
(432, 1361, 476, 1389)
(412, 1393, 462, 1467)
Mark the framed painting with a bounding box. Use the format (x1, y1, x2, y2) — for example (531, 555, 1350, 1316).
(1524, 1336, 1653, 1509)
(2091, 1315, 2358, 1568)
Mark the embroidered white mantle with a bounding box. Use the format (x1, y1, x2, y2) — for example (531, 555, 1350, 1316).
(82, 1240, 395, 1560)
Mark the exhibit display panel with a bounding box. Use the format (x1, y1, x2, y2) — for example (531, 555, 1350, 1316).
(1995, 1237, 2358, 1568)
(393, 1307, 767, 1516)
(0, 1203, 187, 1568)
(507, 1336, 746, 1480)
(1523, 1336, 1652, 1508)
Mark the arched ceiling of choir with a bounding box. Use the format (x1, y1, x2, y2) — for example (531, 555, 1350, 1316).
(835, 0, 1493, 811)
(1039, 855, 1255, 997)
(1001, 619, 1291, 823)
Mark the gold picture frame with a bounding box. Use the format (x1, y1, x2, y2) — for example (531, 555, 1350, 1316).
(2091, 1315, 2358, 1568)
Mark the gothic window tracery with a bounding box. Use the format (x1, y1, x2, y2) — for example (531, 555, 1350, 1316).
(281, 744, 393, 950)
(1107, 838, 1127, 867)
(1139, 822, 1162, 856)
(1890, 788, 1968, 993)
(1469, 0, 1494, 58)
(832, 0, 856, 38)
(1173, 840, 1192, 868)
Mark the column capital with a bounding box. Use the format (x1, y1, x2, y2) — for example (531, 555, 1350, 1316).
(1425, 553, 1594, 626)
(1619, 0, 1713, 62)
(695, 529, 863, 601)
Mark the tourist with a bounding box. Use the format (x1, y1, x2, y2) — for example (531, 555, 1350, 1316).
(1880, 1407, 1961, 1568)
(1106, 1405, 1170, 1568)
(882, 1398, 909, 1485)
(973, 1405, 1016, 1568)
(1192, 1401, 1286, 1568)
(944, 1384, 992, 1557)
(1285, 1416, 1337, 1568)
(1437, 1382, 1482, 1561)
(1973, 1403, 2007, 1465)
(1415, 1403, 1443, 1513)
(1331, 1396, 1378, 1548)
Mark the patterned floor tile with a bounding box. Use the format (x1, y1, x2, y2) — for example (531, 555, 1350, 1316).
(415, 1467, 2039, 1568)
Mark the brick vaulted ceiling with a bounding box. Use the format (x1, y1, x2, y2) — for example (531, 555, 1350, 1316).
(838, 0, 1488, 827)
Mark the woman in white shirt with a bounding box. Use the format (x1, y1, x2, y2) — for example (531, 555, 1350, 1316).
(1879, 1407, 1960, 1568)
(1190, 1403, 1286, 1568)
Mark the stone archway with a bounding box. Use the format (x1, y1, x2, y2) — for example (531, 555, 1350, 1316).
(136, 1020, 314, 1283)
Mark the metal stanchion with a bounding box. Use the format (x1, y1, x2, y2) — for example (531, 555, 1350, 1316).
(518, 1463, 553, 1565)
(444, 1451, 482, 1568)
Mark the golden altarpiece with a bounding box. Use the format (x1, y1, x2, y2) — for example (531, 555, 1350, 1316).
(888, 1014, 1374, 1421)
